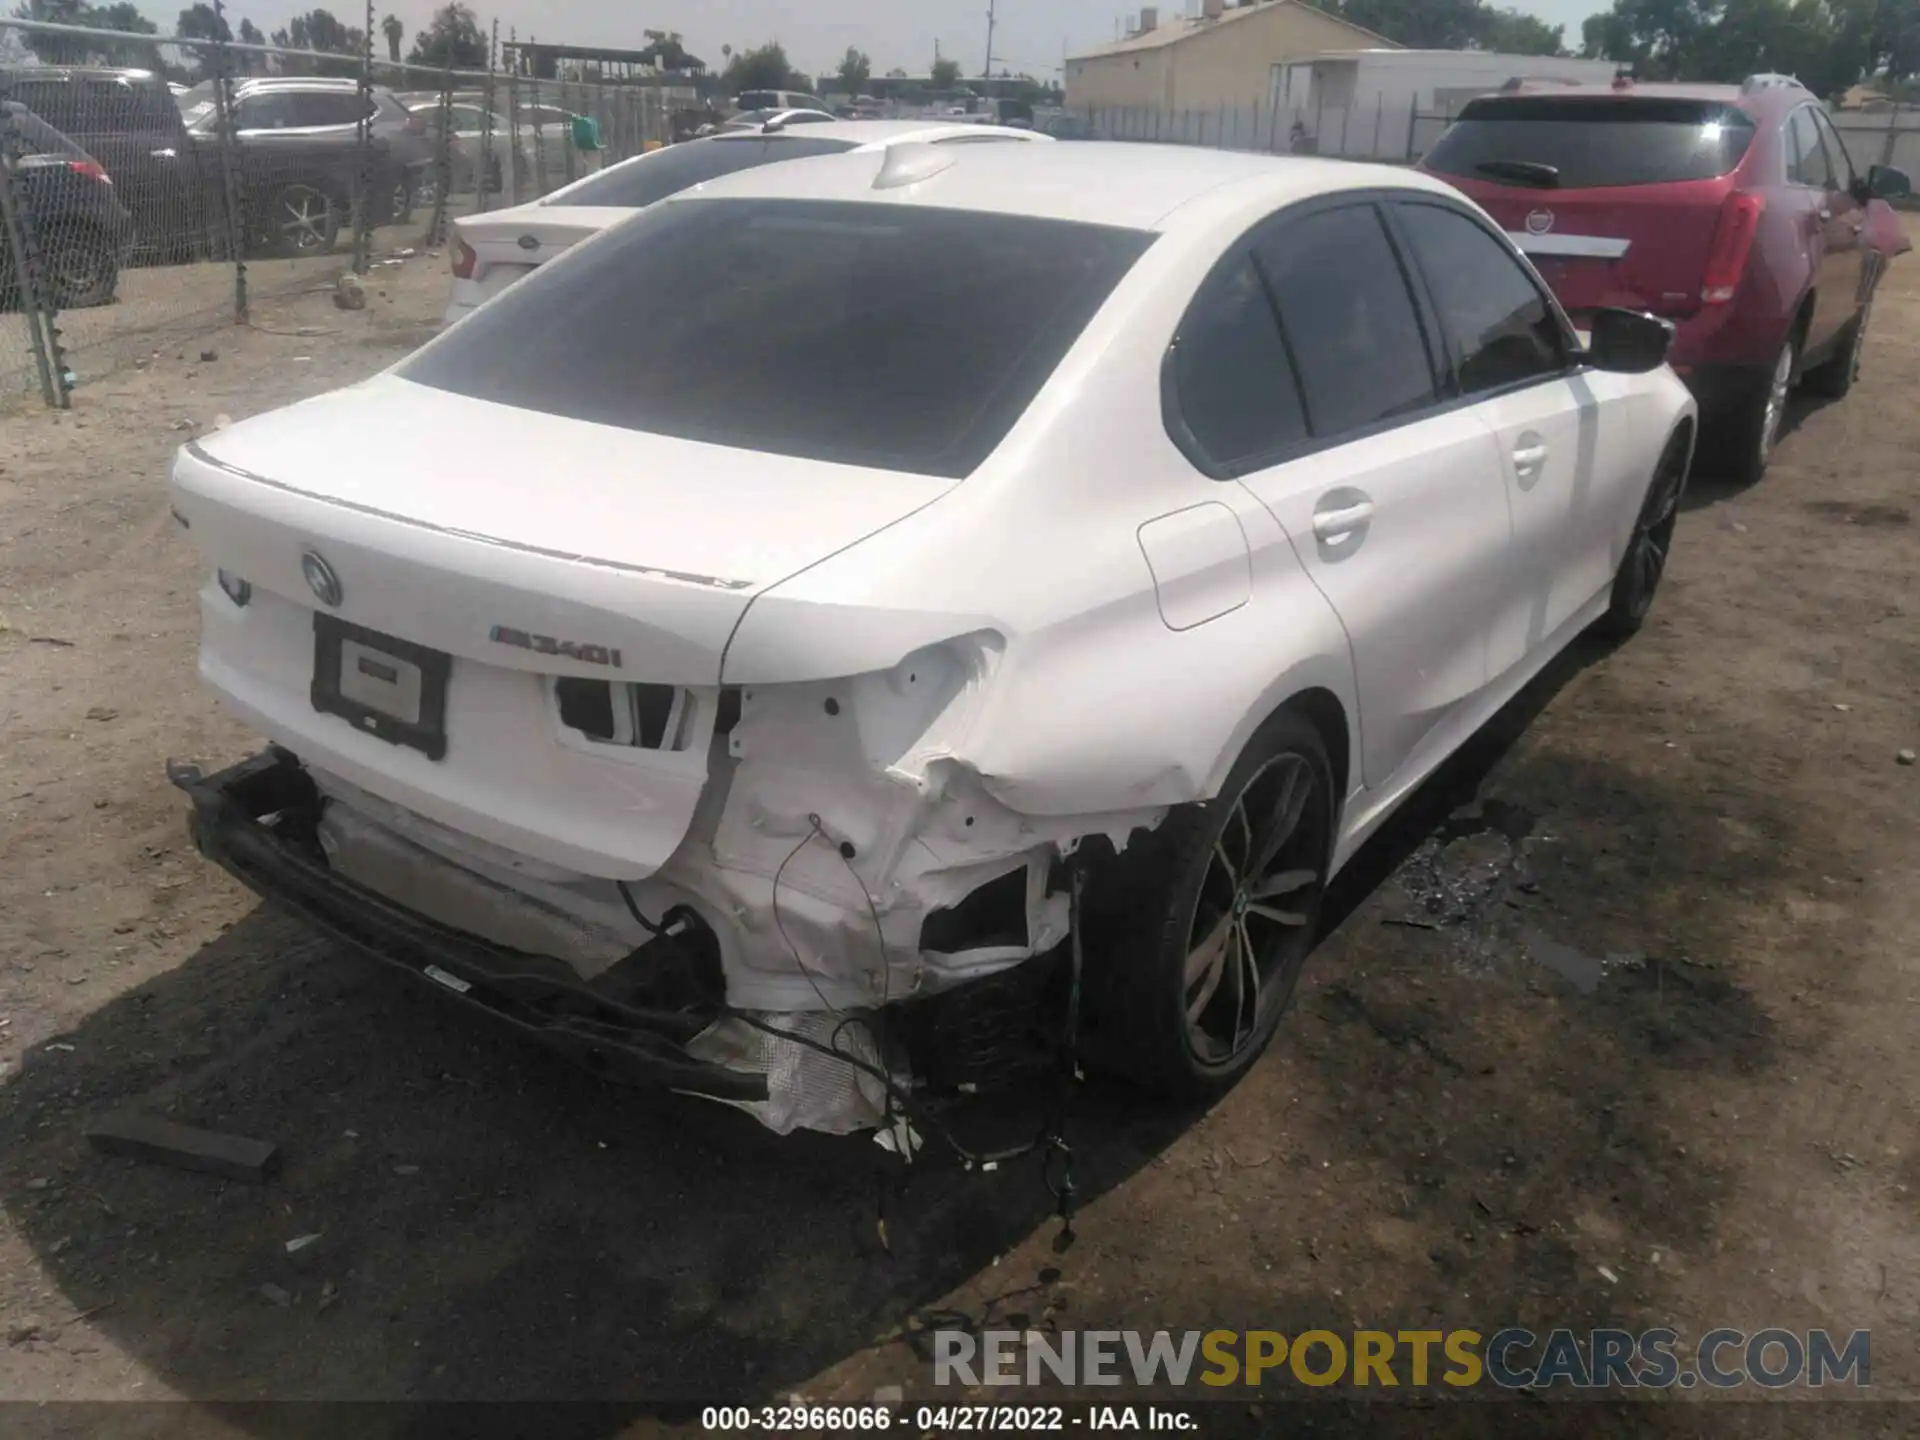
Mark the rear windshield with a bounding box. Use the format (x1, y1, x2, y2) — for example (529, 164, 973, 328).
(1424, 97, 1756, 188)
(546, 134, 855, 208)
(399, 197, 1155, 477)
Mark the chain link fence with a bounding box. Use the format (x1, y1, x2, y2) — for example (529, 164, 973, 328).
(0, 14, 677, 404)
(1083, 97, 1468, 163)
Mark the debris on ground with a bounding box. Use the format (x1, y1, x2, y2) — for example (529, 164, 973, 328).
(332, 274, 366, 311)
(258, 1283, 291, 1308)
(1899, 749, 1916, 766)
(285, 1233, 323, 1255)
(85, 1113, 282, 1183)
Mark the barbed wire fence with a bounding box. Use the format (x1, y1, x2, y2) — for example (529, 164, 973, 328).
(0, 14, 677, 404)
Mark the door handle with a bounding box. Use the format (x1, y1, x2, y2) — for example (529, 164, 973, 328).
(1512, 442, 1548, 472)
(1312, 499, 1375, 541)
(1816, 206, 1832, 221)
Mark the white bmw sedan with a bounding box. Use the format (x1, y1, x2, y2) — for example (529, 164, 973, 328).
(170, 142, 1693, 1136)
(442, 119, 1049, 325)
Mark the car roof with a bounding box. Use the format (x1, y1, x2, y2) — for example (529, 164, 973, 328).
(708, 118, 1048, 147)
(1, 65, 159, 82)
(1466, 79, 1801, 115)
(673, 139, 1458, 232)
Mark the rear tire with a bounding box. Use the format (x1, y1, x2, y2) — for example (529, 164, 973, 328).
(1081, 710, 1335, 1098)
(1721, 333, 1795, 486)
(44, 221, 119, 309)
(1800, 298, 1869, 399)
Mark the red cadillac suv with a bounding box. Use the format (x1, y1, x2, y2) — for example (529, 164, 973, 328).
(1422, 73, 1912, 483)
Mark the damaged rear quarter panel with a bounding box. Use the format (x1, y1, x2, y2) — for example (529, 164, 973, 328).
(717, 224, 1363, 824)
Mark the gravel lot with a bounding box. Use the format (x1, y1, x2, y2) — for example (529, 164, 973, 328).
(1, 222, 1917, 1436)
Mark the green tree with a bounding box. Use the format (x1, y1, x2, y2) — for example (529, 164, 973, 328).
(12, 0, 157, 64)
(381, 13, 403, 63)
(930, 56, 962, 89)
(1478, 8, 1567, 53)
(1324, 0, 1488, 47)
(406, 2, 486, 68)
(836, 45, 872, 94)
(175, 2, 229, 42)
(722, 41, 801, 92)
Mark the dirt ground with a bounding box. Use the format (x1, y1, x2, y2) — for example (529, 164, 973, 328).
(1, 224, 1917, 1437)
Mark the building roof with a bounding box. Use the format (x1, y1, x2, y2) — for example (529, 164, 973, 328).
(1067, 0, 1396, 63)
(672, 137, 1455, 232)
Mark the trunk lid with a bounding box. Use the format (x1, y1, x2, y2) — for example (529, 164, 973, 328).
(1424, 92, 1755, 320)
(1449, 174, 1736, 318)
(172, 377, 952, 879)
(454, 205, 625, 274)
(175, 374, 951, 684)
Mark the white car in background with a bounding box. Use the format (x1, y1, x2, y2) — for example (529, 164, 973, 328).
(170, 143, 1693, 1137)
(442, 119, 1051, 324)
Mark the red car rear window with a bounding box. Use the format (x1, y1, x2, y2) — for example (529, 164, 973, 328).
(1425, 96, 1757, 189)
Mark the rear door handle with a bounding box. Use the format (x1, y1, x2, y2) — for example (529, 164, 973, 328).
(1312, 499, 1375, 541)
(1512, 435, 1548, 486)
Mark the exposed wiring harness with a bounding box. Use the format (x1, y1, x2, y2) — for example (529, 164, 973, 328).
(614, 822, 1087, 1247)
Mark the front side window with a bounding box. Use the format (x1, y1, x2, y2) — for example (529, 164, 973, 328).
(399, 198, 1155, 478)
(1786, 108, 1832, 189)
(1395, 202, 1565, 395)
(1253, 204, 1435, 439)
(546, 134, 856, 208)
(1810, 108, 1856, 190)
(1171, 256, 1308, 471)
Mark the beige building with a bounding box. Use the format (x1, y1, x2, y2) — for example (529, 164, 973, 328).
(1066, 0, 1396, 112)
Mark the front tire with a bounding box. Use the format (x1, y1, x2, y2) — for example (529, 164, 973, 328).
(1801, 298, 1869, 399)
(1083, 710, 1335, 1097)
(265, 183, 340, 258)
(1595, 429, 1690, 640)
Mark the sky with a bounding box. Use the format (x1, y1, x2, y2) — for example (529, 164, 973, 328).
(128, 0, 1608, 80)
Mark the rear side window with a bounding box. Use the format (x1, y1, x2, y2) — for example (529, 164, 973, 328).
(399, 198, 1155, 478)
(1395, 203, 1566, 395)
(1171, 257, 1308, 470)
(1254, 205, 1435, 439)
(547, 135, 855, 208)
(1424, 97, 1757, 189)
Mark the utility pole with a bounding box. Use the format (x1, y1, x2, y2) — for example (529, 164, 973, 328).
(983, 0, 996, 82)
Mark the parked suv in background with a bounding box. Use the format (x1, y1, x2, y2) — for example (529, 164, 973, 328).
(0, 101, 133, 307)
(1, 65, 212, 262)
(1423, 73, 1911, 482)
(180, 76, 431, 242)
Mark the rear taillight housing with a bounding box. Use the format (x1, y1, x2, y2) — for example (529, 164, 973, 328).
(71, 159, 112, 184)
(1701, 192, 1763, 304)
(450, 235, 477, 279)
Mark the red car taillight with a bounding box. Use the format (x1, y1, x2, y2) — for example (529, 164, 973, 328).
(1701, 191, 1763, 304)
(71, 159, 112, 184)
(451, 235, 477, 279)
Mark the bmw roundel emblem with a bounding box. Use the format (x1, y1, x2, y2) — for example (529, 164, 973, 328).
(301, 550, 343, 608)
(1525, 208, 1555, 235)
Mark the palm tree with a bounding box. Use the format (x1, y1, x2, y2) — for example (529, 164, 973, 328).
(381, 14, 403, 64)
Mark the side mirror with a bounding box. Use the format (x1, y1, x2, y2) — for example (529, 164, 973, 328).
(1861, 163, 1912, 202)
(1585, 306, 1674, 374)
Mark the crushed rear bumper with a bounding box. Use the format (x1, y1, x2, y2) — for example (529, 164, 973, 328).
(168, 748, 767, 1104)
